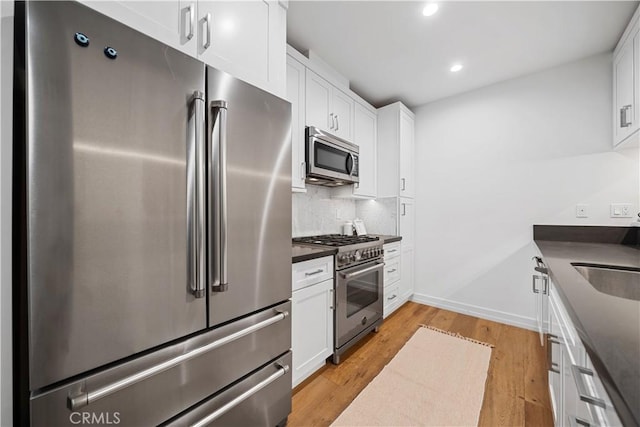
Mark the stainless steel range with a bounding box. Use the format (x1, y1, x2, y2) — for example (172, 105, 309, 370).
(292, 235, 384, 363)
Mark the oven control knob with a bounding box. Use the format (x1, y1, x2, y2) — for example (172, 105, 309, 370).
(339, 254, 349, 263)
(354, 250, 361, 261)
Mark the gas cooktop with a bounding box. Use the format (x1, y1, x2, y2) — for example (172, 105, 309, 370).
(292, 234, 383, 267)
(292, 234, 380, 247)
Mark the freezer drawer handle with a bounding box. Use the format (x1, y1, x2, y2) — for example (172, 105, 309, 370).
(67, 310, 288, 411)
(191, 362, 290, 427)
(570, 364, 606, 409)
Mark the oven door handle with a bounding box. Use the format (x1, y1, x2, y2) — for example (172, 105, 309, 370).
(340, 262, 385, 279)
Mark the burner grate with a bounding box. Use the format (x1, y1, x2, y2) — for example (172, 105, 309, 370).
(292, 234, 380, 247)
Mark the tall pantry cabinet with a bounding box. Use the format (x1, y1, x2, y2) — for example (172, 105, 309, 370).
(377, 102, 416, 303)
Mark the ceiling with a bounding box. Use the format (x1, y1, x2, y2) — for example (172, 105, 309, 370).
(287, 1, 639, 108)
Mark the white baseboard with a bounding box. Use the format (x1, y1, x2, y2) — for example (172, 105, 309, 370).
(410, 293, 537, 331)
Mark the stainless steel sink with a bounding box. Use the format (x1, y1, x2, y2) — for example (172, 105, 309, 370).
(573, 263, 640, 301)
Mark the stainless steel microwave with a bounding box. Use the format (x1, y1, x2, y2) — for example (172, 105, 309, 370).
(305, 126, 359, 186)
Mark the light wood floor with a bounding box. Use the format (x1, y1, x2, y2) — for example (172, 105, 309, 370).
(289, 301, 553, 427)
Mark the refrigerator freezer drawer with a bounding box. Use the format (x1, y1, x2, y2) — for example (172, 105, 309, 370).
(164, 352, 292, 427)
(30, 302, 291, 426)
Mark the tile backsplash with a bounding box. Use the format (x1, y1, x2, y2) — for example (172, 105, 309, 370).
(356, 197, 397, 235)
(292, 185, 398, 237)
(292, 186, 356, 236)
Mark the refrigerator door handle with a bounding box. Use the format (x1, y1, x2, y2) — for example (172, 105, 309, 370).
(210, 100, 229, 292)
(66, 310, 289, 411)
(190, 362, 290, 427)
(189, 91, 206, 298)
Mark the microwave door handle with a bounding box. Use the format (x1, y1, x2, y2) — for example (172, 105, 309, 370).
(210, 100, 229, 292)
(346, 153, 355, 175)
(188, 91, 206, 298)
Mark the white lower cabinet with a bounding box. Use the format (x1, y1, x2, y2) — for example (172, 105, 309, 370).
(383, 241, 403, 318)
(291, 257, 334, 388)
(548, 286, 622, 427)
(400, 247, 414, 301)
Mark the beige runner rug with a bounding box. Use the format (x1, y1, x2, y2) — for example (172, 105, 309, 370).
(331, 325, 493, 426)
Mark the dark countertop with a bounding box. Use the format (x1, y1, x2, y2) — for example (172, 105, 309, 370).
(534, 232, 640, 426)
(369, 234, 402, 244)
(291, 235, 401, 263)
(292, 245, 337, 264)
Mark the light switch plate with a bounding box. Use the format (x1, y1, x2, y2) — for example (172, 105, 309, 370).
(576, 204, 588, 218)
(610, 203, 633, 218)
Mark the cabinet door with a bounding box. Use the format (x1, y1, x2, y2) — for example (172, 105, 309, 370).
(291, 279, 334, 387)
(398, 197, 415, 249)
(549, 301, 563, 426)
(332, 88, 354, 140)
(613, 33, 637, 145)
(79, 1, 197, 56)
(287, 56, 306, 191)
(399, 109, 415, 198)
(306, 70, 333, 132)
(353, 103, 377, 198)
(400, 248, 414, 301)
(383, 283, 401, 318)
(533, 275, 549, 346)
(197, 1, 269, 88)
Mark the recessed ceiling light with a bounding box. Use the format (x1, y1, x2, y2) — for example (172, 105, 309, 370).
(422, 3, 439, 17)
(450, 64, 463, 73)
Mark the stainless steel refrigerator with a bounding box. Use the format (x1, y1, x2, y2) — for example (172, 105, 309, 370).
(13, 1, 292, 425)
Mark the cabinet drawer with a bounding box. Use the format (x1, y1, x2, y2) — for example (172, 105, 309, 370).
(550, 290, 581, 358)
(383, 242, 401, 260)
(383, 284, 401, 318)
(292, 256, 334, 291)
(166, 352, 292, 427)
(384, 258, 401, 285)
(583, 357, 622, 425)
(31, 302, 291, 426)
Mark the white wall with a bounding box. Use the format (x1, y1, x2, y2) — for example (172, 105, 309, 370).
(413, 53, 639, 329)
(0, 1, 13, 424)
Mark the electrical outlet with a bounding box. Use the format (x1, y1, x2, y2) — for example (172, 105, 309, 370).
(576, 204, 588, 218)
(610, 203, 633, 218)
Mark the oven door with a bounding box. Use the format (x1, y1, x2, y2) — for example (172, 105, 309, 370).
(307, 132, 359, 183)
(335, 260, 384, 348)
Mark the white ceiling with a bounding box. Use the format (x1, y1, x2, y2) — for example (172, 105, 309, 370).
(287, 1, 639, 108)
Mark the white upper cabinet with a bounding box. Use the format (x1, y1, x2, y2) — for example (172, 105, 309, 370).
(352, 103, 377, 198)
(290, 48, 377, 196)
(377, 102, 416, 198)
(197, 1, 286, 97)
(332, 89, 354, 140)
(399, 109, 415, 198)
(79, 1, 198, 56)
(287, 55, 306, 192)
(305, 69, 354, 141)
(80, 0, 287, 97)
(613, 5, 640, 147)
(305, 70, 333, 131)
